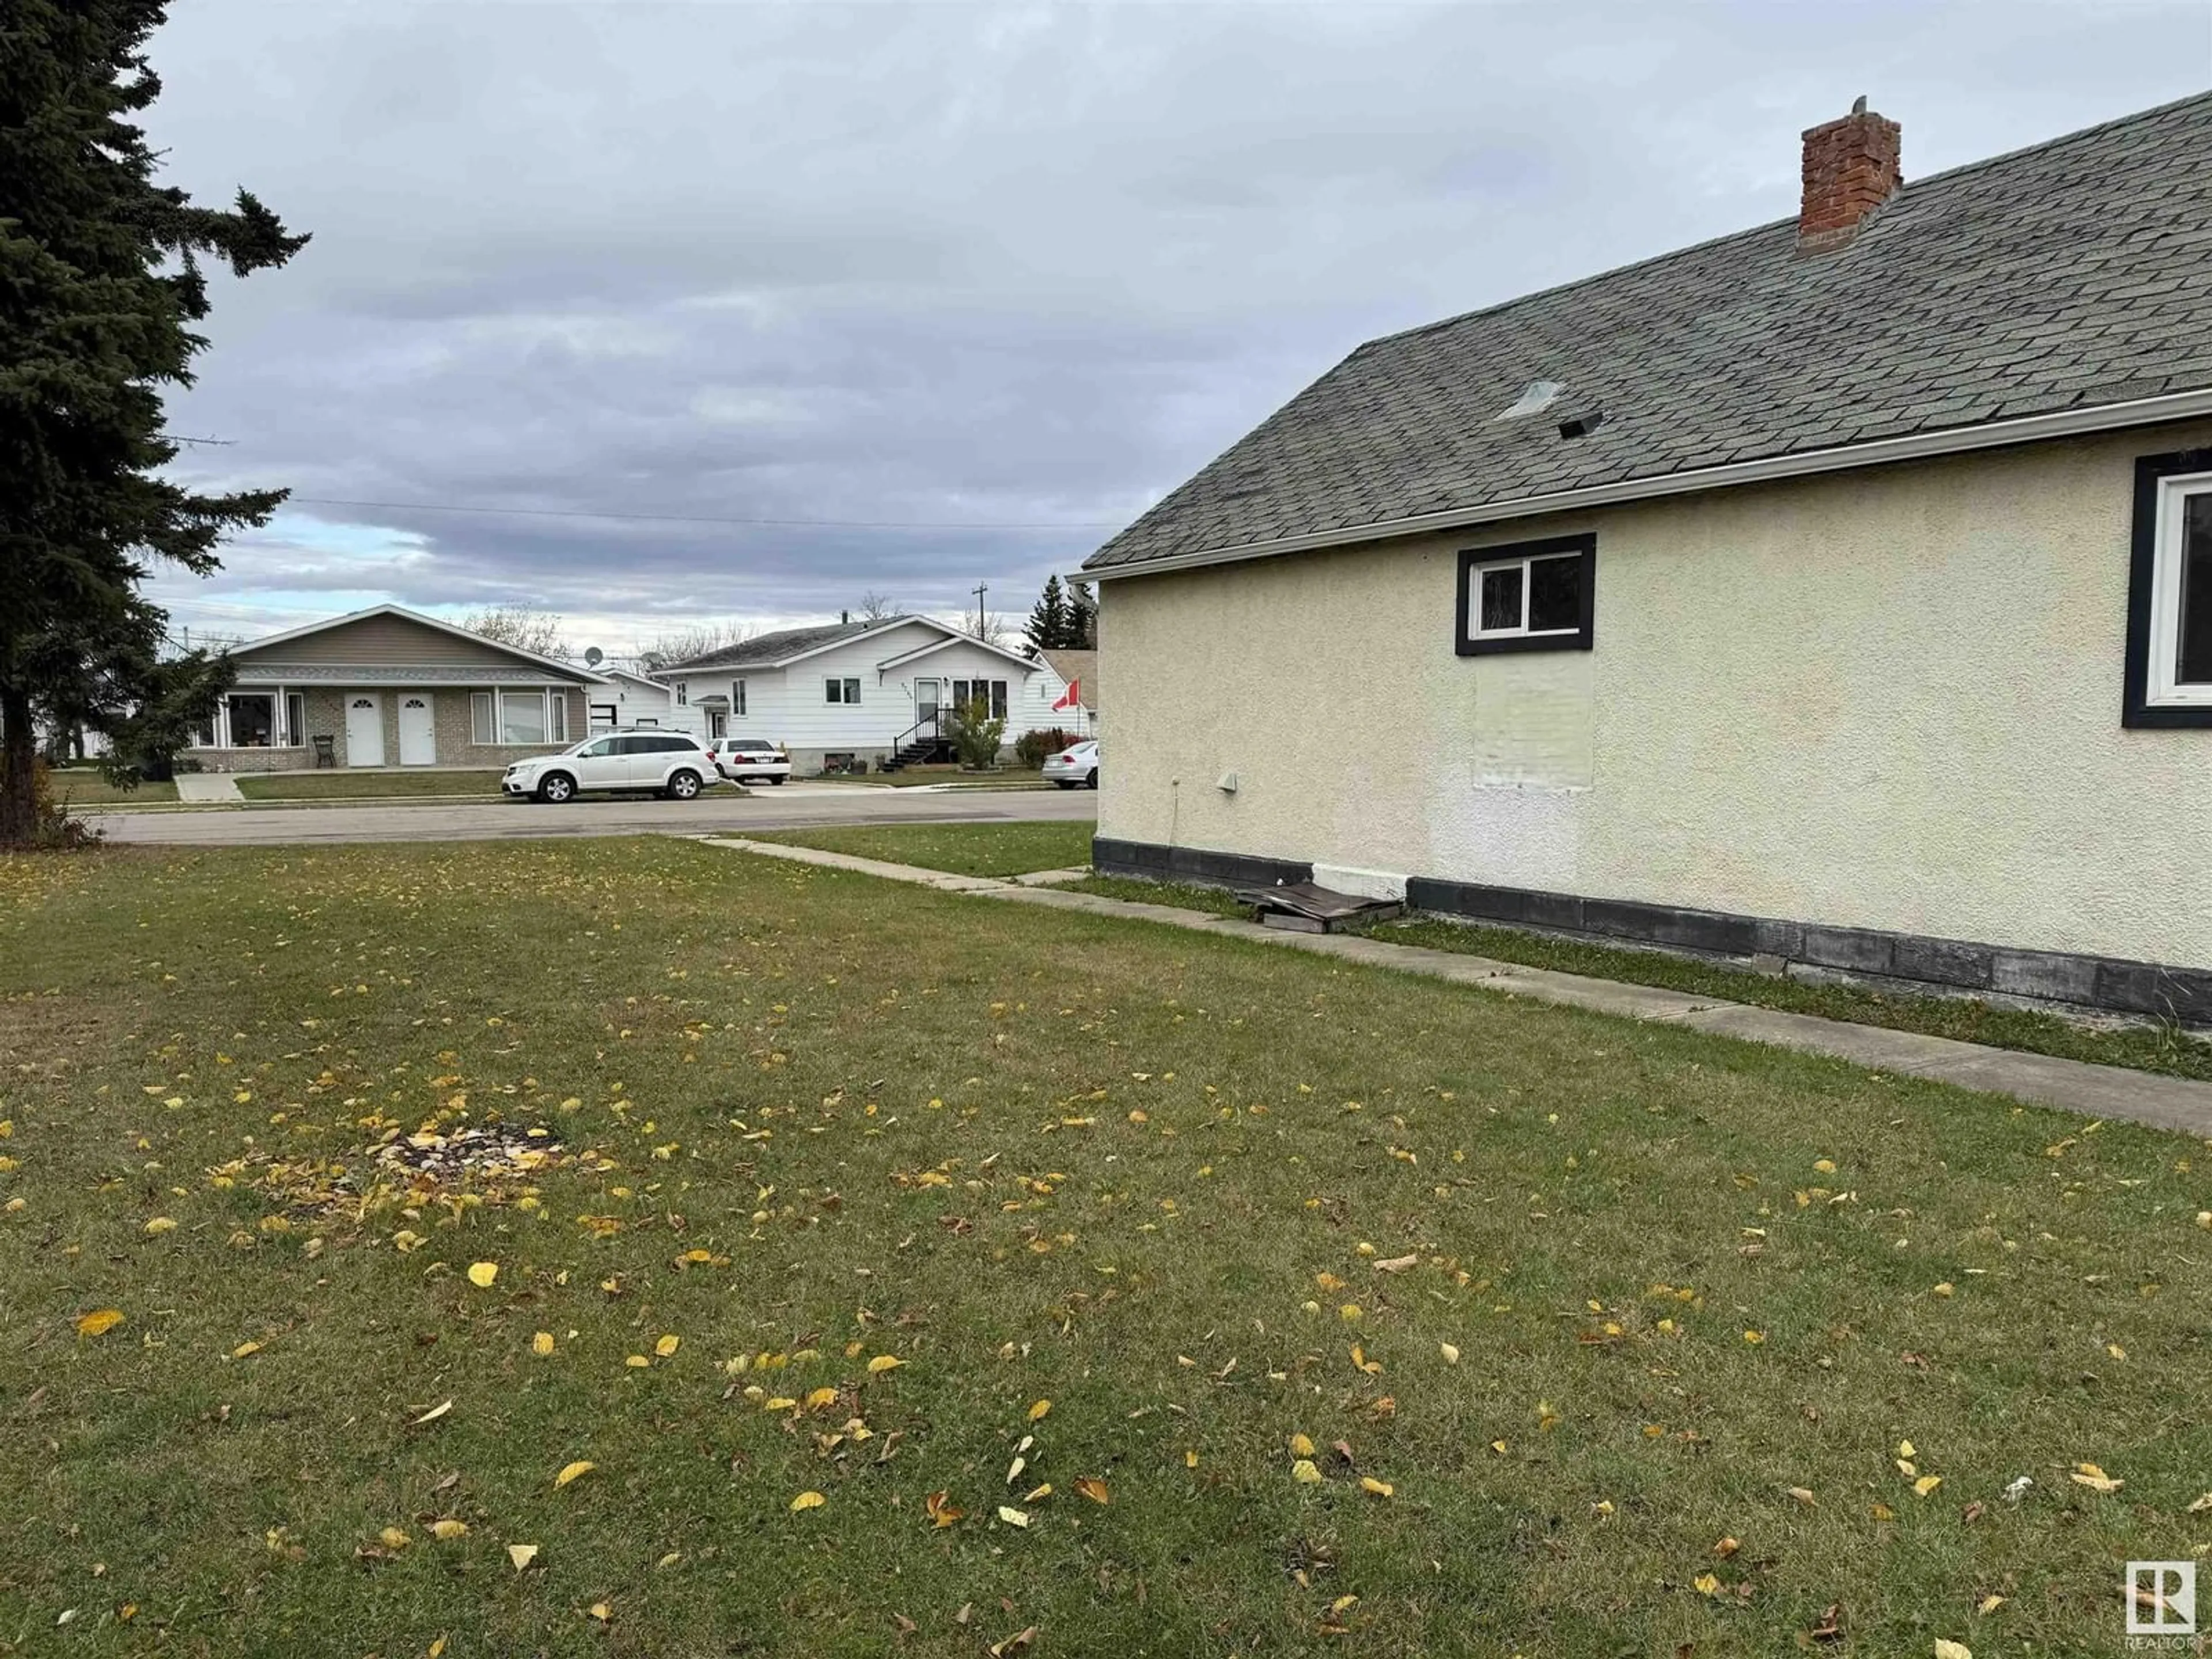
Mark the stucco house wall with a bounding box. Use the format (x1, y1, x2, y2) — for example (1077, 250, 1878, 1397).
(1097, 418, 2212, 978)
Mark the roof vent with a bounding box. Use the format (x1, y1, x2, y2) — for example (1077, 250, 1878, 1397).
(1557, 407, 1605, 440)
(1495, 380, 1563, 421)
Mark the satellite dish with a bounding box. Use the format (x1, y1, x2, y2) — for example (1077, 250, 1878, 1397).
(584, 646, 604, 667)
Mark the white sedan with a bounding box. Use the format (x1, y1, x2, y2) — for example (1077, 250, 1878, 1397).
(711, 737, 791, 785)
(1041, 739, 1099, 789)
(502, 732, 724, 802)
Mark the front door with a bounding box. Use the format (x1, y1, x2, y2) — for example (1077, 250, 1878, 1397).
(397, 694, 436, 765)
(344, 694, 385, 767)
(916, 679, 941, 725)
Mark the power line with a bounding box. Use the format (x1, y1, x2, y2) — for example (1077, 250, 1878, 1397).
(283, 495, 1123, 532)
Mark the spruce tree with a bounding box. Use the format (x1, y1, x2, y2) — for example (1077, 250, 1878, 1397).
(1064, 581, 1097, 649)
(0, 1, 308, 840)
(1023, 575, 1068, 657)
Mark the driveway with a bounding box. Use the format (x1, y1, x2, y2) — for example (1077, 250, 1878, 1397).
(90, 783, 1099, 847)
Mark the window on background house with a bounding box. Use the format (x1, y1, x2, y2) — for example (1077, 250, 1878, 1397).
(2126, 454, 2212, 726)
(471, 692, 495, 745)
(226, 692, 275, 747)
(825, 677, 860, 704)
(498, 690, 548, 744)
(1456, 533, 1596, 657)
(675, 681, 688, 706)
(733, 680, 747, 717)
(548, 695, 568, 743)
(282, 693, 305, 745)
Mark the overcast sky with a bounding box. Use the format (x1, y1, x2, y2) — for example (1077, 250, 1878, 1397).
(142, 0, 2211, 653)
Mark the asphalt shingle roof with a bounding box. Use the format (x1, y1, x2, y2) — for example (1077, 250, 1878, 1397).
(1084, 92, 2212, 573)
(667, 618, 916, 671)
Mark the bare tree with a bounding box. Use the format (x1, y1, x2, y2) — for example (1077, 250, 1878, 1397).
(463, 606, 568, 658)
(636, 619, 760, 672)
(854, 590, 900, 623)
(950, 609, 1011, 649)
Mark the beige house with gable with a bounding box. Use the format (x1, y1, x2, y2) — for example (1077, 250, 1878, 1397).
(1084, 94, 2212, 1024)
(187, 605, 607, 772)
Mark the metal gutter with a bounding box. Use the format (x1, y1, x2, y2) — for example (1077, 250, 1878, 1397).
(1078, 387, 2212, 582)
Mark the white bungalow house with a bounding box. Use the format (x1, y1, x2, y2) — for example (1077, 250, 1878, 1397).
(665, 615, 1072, 773)
(586, 666, 703, 737)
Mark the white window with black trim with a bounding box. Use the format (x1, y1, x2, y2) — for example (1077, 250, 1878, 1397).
(825, 677, 861, 704)
(2126, 452, 2212, 726)
(1455, 532, 1596, 656)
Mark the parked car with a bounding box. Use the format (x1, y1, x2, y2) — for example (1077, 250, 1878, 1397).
(711, 737, 791, 785)
(1041, 738, 1099, 789)
(502, 730, 723, 802)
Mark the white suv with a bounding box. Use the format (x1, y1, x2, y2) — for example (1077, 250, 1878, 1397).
(502, 732, 724, 803)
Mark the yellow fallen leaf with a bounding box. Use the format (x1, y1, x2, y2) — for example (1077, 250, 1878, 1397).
(805, 1387, 838, 1411)
(1359, 1477, 1393, 1498)
(1022, 1483, 1052, 1502)
(655, 1334, 680, 1358)
(75, 1309, 124, 1338)
(2188, 1493, 2212, 1513)
(1787, 1487, 1816, 1506)
(1932, 1282, 1955, 1298)
(555, 1460, 595, 1488)
(1713, 1536, 1740, 1558)
(624, 1355, 650, 1369)
(1185, 1449, 1199, 1468)
(1870, 1502, 1896, 1520)
(465, 1262, 498, 1289)
(506, 1543, 539, 1571)
(429, 1637, 447, 1658)
(1976, 1594, 2005, 1615)
(532, 1331, 555, 1357)
(790, 1490, 826, 1512)
(143, 1217, 177, 1236)
(996, 1505, 1030, 1527)
(411, 1399, 453, 1427)
(1934, 1642, 1973, 1659)
(867, 1355, 903, 1374)
(764, 1396, 797, 1412)
(230, 1340, 262, 1359)
(1439, 1342, 1460, 1365)
(1027, 1399, 1052, 1422)
(925, 1490, 964, 1528)
(588, 1602, 611, 1622)
(1694, 1572, 1721, 1596)
(1074, 1477, 1110, 1505)
(1289, 1433, 1316, 1458)
(379, 1527, 411, 1550)
(429, 1520, 468, 1540)
(1291, 1459, 1324, 1484)
(1914, 1475, 1943, 1497)
(1742, 1330, 1765, 1345)
(2069, 1462, 2124, 1493)
(1897, 1440, 1916, 1459)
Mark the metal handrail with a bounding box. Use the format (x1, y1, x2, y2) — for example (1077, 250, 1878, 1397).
(891, 706, 954, 752)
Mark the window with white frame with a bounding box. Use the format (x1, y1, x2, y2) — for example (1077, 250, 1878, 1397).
(191, 690, 306, 748)
(1456, 533, 1596, 657)
(470, 688, 566, 744)
(825, 677, 861, 704)
(950, 679, 1009, 719)
(732, 679, 747, 717)
(2126, 457, 2212, 725)
(675, 681, 689, 706)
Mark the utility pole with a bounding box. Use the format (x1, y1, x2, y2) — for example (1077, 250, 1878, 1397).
(971, 581, 987, 637)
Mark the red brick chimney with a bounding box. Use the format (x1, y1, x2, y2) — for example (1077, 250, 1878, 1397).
(1798, 96, 1902, 254)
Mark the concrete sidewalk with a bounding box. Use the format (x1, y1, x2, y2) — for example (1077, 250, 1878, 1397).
(700, 835, 2212, 1136)
(173, 774, 243, 804)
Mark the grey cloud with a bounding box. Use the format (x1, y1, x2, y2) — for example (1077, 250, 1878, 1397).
(138, 0, 2207, 641)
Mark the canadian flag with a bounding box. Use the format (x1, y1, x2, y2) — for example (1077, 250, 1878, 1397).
(1051, 679, 1081, 713)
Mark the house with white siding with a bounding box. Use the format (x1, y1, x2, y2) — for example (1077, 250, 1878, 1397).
(665, 616, 1071, 773)
(586, 666, 702, 737)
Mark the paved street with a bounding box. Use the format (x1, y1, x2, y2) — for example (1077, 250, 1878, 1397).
(89, 783, 1098, 846)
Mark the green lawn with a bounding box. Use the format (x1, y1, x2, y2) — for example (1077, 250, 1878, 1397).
(1, 840, 2203, 1656)
(46, 771, 179, 806)
(235, 768, 509, 801)
(751, 820, 1094, 877)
